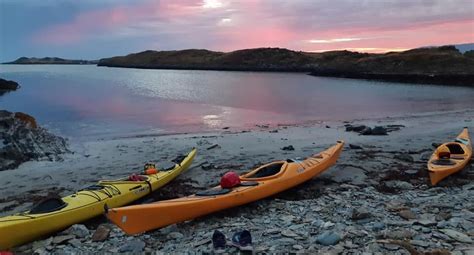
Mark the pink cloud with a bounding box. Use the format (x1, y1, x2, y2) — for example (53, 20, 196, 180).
(30, 0, 473, 52)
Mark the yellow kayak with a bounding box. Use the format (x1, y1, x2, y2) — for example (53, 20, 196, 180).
(0, 148, 196, 249)
(428, 128, 471, 185)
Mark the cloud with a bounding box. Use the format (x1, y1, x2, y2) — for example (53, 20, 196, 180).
(6, 0, 472, 59)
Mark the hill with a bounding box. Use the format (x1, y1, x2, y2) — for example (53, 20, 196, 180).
(97, 46, 474, 86)
(4, 57, 98, 65)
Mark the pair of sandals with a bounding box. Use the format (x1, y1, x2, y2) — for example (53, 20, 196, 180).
(212, 229, 253, 252)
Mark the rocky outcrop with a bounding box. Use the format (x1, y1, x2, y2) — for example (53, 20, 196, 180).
(98, 46, 474, 86)
(0, 110, 69, 171)
(0, 78, 19, 91)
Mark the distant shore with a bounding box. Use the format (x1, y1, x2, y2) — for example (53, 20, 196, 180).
(97, 46, 474, 86)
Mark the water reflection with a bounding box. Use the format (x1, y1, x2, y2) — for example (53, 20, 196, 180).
(1, 65, 473, 139)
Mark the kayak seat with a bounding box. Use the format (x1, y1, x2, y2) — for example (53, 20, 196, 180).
(196, 188, 231, 196)
(30, 195, 68, 214)
(450, 155, 465, 160)
(158, 162, 176, 171)
(431, 159, 456, 166)
(172, 155, 187, 164)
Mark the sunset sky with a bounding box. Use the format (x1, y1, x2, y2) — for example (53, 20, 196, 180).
(1, 0, 473, 61)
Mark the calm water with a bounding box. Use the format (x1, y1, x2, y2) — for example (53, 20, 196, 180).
(1, 65, 473, 139)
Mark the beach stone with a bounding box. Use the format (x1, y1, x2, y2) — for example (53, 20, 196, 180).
(293, 244, 303, 250)
(371, 126, 388, 135)
(167, 232, 184, 239)
(386, 180, 414, 190)
(351, 125, 366, 132)
(275, 238, 297, 245)
(440, 229, 473, 243)
(394, 154, 414, 163)
(118, 239, 146, 252)
(315, 231, 341, 246)
(92, 224, 111, 242)
(68, 238, 82, 248)
(410, 240, 430, 248)
(399, 209, 417, 220)
(52, 235, 75, 244)
(414, 219, 437, 227)
(281, 145, 295, 151)
(360, 127, 373, 135)
(281, 229, 299, 238)
(349, 144, 363, 150)
(65, 224, 89, 239)
(372, 222, 386, 231)
(384, 229, 414, 239)
(351, 208, 371, 220)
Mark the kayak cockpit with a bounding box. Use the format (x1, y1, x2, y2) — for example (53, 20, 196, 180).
(446, 143, 465, 155)
(241, 162, 287, 180)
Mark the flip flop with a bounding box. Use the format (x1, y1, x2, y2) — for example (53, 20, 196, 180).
(212, 230, 227, 252)
(230, 230, 253, 251)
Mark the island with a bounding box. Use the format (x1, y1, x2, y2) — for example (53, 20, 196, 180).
(3, 57, 98, 65)
(98, 46, 474, 86)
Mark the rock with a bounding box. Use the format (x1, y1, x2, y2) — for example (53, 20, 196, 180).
(281, 145, 295, 151)
(360, 127, 373, 135)
(440, 229, 473, 243)
(394, 154, 414, 163)
(118, 239, 146, 252)
(315, 231, 341, 246)
(386, 180, 414, 190)
(68, 238, 82, 248)
(52, 235, 75, 245)
(14, 112, 37, 129)
(92, 224, 111, 242)
(0, 78, 19, 91)
(352, 125, 367, 132)
(0, 110, 69, 171)
(206, 144, 220, 150)
(371, 126, 388, 135)
(351, 208, 372, 220)
(384, 229, 414, 239)
(65, 224, 89, 239)
(398, 209, 417, 220)
(167, 231, 184, 239)
(349, 144, 363, 150)
(414, 219, 437, 227)
(372, 222, 386, 231)
(293, 244, 303, 250)
(281, 229, 299, 238)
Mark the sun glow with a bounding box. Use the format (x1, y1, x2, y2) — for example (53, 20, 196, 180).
(203, 0, 223, 9)
(308, 38, 365, 44)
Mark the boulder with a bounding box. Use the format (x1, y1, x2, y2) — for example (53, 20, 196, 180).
(0, 78, 19, 91)
(0, 110, 69, 171)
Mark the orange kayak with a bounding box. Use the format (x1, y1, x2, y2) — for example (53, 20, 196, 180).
(428, 128, 472, 185)
(107, 141, 344, 234)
